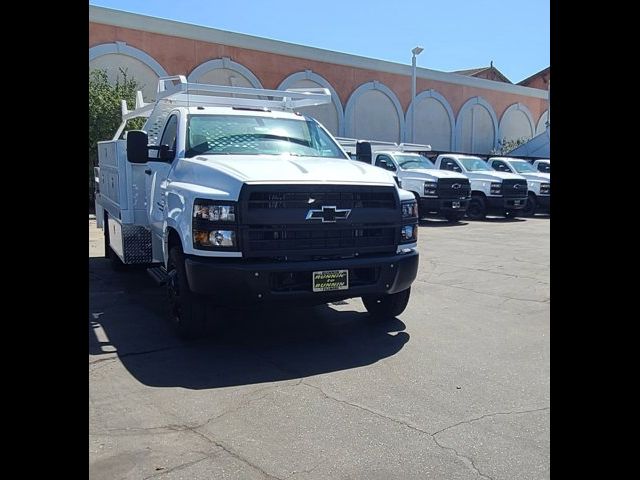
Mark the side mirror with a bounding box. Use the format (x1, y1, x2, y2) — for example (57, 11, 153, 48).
(126, 130, 149, 164)
(356, 141, 372, 164)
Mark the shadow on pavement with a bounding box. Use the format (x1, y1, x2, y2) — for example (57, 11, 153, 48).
(89, 257, 409, 390)
(418, 218, 468, 227)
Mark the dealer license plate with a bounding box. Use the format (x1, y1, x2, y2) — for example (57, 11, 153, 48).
(514, 200, 522, 206)
(452, 201, 460, 208)
(312, 270, 349, 292)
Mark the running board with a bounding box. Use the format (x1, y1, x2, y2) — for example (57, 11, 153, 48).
(147, 266, 169, 286)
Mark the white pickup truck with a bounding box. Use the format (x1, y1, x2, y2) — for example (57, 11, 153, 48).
(487, 157, 550, 216)
(432, 154, 528, 220)
(94, 76, 420, 337)
(337, 140, 471, 222)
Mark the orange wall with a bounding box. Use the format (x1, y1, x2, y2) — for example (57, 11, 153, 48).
(90, 22, 548, 121)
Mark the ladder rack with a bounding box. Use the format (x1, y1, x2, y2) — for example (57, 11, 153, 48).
(113, 75, 332, 141)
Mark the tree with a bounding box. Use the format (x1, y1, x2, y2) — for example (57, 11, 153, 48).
(89, 68, 146, 208)
(490, 137, 530, 155)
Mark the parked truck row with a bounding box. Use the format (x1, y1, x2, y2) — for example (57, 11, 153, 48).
(93, 76, 549, 338)
(337, 138, 550, 221)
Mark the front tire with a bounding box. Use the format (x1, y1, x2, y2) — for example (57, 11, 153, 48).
(522, 193, 537, 217)
(466, 195, 487, 220)
(167, 245, 208, 339)
(362, 288, 411, 320)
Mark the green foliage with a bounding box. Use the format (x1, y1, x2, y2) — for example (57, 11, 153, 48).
(88, 68, 146, 208)
(490, 137, 530, 155)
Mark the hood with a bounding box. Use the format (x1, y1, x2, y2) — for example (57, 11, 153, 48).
(399, 168, 468, 180)
(465, 170, 526, 182)
(184, 155, 397, 185)
(519, 172, 550, 182)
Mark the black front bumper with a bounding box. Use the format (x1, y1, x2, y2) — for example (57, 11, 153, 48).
(420, 197, 469, 215)
(486, 196, 528, 212)
(185, 250, 419, 305)
(537, 195, 550, 209)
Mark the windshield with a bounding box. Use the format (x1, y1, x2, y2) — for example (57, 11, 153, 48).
(185, 114, 347, 159)
(396, 154, 435, 170)
(510, 160, 538, 173)
(459, 157, 493, 172)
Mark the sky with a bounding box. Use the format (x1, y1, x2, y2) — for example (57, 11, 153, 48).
(89, 0, 549, 84)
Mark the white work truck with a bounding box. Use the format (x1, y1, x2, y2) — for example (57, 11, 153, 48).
(488, 157, 550, 216)
(532, 159, 550, 174)
(337, 139, 471, 222)
(94, 76, 419, 337)
(432, 154, 528, 220)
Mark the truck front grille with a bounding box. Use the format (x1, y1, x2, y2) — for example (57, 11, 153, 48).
(239, 184, 400, 258)
(436, 178, 471, 199)
(246, 224, 396, 254)
(502, 179, 528, 197)
(248, 190, 396, 210)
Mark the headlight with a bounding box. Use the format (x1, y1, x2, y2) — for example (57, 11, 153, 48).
(193, 199, 238, 249)
(400, 224, 418, 242)
(193, 203, 236, 222)
(401, 200, 418, 219)
(490, 182, 502, 195)
(540, 183, 550, 194)
(424, 181, 437, 196)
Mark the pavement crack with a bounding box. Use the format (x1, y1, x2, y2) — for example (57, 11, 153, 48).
(431, 406, 550, 437)
(180, 424, 284, 480)
(431, 435, 495, 480)
(141, 453, 215, 479)
(302, 382, 548, 480)
(433, 262, 549, 284)
(301, 381, 432, 436)
(414, 279, 549, 303)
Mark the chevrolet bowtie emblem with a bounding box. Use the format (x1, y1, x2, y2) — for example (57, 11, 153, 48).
(305, 206, 351, 223)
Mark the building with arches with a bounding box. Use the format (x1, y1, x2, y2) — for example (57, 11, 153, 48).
(89, 5, 549, 154)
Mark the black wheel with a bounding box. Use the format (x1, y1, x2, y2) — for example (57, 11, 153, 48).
(444, 211, 465, 222)
(522, 193, 537, 217)
(362, 288, 411, 320)
(466, 195, 487, 220)
(103, 214, 126, 270)
(166, 245, 208, 339)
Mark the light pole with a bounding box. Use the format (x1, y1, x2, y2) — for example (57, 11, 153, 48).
(411, 46, 424, 143)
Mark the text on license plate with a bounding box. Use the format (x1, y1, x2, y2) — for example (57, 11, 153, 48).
(313, 270, 349, 292)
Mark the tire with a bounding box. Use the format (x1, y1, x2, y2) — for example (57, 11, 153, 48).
(444, 211, 465, 222)
(466, 195, 487, 220)
(166, 245, 208, 339)
(522, 193, 537, 217)
(362, 288, 411, 320)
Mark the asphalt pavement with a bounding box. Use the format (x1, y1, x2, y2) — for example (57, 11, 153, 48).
(89, 215, 550, 479)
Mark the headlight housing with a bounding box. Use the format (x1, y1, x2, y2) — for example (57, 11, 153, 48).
(192, 199, 238, 249)
(401, 200, 418, 219)
(424, 181, 438, 197)
(540, 183, 550, 195)
(400, 200, 418, 244)
(400, 224, 418, 243)
(490, 182, 502, 195)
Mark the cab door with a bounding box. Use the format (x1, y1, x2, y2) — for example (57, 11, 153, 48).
(146, 113, 178, 248)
